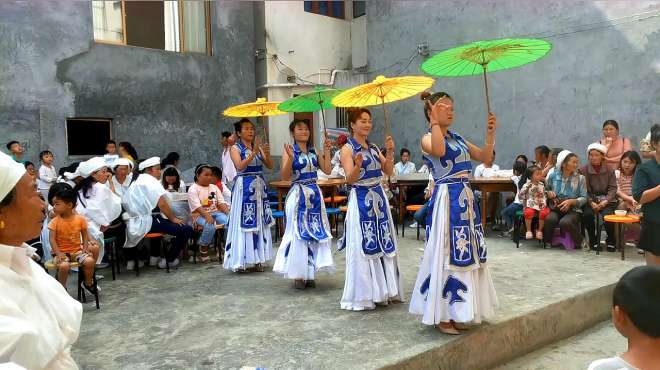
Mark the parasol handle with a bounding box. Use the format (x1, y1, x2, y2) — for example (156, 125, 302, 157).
(381, 98, 391, 138)
(318, 99, 328, 139)
(482, 64, 492, 114)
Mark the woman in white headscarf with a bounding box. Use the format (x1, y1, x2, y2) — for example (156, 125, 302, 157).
(0, 151, 83, 369)
(108, 157, 134, 198)
(73, 157, 122, 263)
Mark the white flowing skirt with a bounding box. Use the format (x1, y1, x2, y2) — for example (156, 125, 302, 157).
(340, 186, 403, 311)
(273, 185, 335, 280)
(223, 176, 273, 271)
(409, 183, 498, 325)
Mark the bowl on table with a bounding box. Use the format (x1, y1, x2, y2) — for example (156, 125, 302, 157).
(614, 210, 627, 216)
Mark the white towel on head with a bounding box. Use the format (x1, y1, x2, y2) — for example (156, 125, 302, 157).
(0, 151, 26, 201)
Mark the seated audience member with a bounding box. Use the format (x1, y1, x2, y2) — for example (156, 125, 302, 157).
(616, 151, 642, 246)
(108, 158, 134, 197)
(0, 150, 82, 370)
(394, 148, 416, 175)
(543, 147, 564, 180)
(633, 126, 660, 266)
(103, 140, 119, 167)
(519, 165, 551, 240)
(534, 145, 550, 169)
(210, 165, 232, 201)
(161, 152, 181, 174)
(500, 161, 527, 236)
(544, 150, 588, 247)
(640, 124, 659, 160)
(161, 166, 187, 194)
(5, 140, 25, 163)
(582, 143, 617, 251)
(73, 157, 122, 265)
(588, 266, 660, 370)
(122, 157, 193, 270)
(48, 189, 99, 293)
(599, 119, 632, 171)
(188, 164, 230, 263)
(515, 154, 528, 166)
(118, 141, 139, 170)
(413, 173, 435, 228)
(474, 150, 500, 177)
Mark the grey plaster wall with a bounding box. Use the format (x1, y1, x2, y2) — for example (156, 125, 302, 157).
(365, 0, 660, 167)
(0, 0, 255, 169)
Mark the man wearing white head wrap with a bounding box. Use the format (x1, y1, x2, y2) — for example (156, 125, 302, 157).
(0, 151, 83, 370)
(74, 157, 122, 264)
(581, 143, 618, 251)
(122, 157, 192, 270)
(544, 150, 589, 248)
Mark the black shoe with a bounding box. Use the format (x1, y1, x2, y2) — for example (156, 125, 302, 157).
(305, 280, 316, 288)
(606, 246, 616, 252)
(591, 245, 602, 252)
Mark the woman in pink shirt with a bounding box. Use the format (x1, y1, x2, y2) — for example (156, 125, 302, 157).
(188, 164, 230, 263)
(600, 120, 632, 171)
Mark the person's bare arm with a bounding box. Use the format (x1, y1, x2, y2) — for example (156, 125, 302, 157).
(317, 135, 333, 175)
(230, 139, 260, 171)
(280, 144, 294, 181)
(341, 145, 363, 185)
(259, 140, 274, 169)
(380, 136, 395, 177)
(158, 196, 183, 225)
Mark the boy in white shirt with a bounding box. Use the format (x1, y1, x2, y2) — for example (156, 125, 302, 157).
(394, 148, 416, 175)
(588, 266, 660, 370)
(474, 150, 500, 177)
(37, 150, 57, 200)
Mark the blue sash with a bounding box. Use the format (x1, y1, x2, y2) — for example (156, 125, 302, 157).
(427, 177, 486, 268)
(291, 145, 330, 242)
(236, 142, 272, 230)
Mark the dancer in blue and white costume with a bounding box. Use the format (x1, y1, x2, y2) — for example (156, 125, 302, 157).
(410, 92, 499, 334)
(339, 108, 403, 310)
(273, 119, 335, 289)
(224, 118, 275, 272)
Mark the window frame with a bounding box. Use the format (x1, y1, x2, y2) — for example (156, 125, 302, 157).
(65, 117, 114, 158)
(92, 0, 213, 56)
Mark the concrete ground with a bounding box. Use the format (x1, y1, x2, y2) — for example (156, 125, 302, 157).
(494, 321, 626, 370)
(71, 229, 644, 370)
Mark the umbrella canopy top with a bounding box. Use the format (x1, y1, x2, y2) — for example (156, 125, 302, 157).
(331, 75, 435, 108)
(223, 97, 287, 118)
(278, 87, 344, 113)
(421, 38, 552, 77)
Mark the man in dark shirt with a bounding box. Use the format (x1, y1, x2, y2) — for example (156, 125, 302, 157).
(633, 126, 660, 266)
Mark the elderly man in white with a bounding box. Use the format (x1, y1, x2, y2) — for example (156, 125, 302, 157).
(0, 150, 83, 369)
(122, 157, 193, 270)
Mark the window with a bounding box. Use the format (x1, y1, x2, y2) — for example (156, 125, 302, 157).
(304, 1, 345, 19)
(352, 1, 365, 18)
(92, 1, 212, 54)
(336, 107, 349, 129)
(66, 118, 112, 156)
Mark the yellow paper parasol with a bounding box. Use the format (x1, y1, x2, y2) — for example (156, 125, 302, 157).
(331, 75, 435, 136)
(222, 97, 287, 139)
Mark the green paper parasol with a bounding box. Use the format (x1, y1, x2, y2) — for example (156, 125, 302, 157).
(278, 87, 343, 137)
(421, 38, 552, 112)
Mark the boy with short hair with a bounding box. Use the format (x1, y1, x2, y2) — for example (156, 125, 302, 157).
(48, 189, 99, 293)
(588, 266, 660, 370)
(6, 140, 24, 163)
(37, 150, 57, 200)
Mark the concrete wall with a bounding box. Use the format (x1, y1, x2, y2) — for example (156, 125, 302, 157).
(0, 0, 255, 170)
(365, 0, 660, 168)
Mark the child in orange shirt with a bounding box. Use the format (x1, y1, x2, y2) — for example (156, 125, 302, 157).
(48, 188, 99, 293)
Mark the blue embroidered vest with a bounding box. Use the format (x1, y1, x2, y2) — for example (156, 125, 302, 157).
(423, 130, 486, 268)
(338, 137, 396, 257)
(290, 144, 330, 242)
(235, 141, 273, 230)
